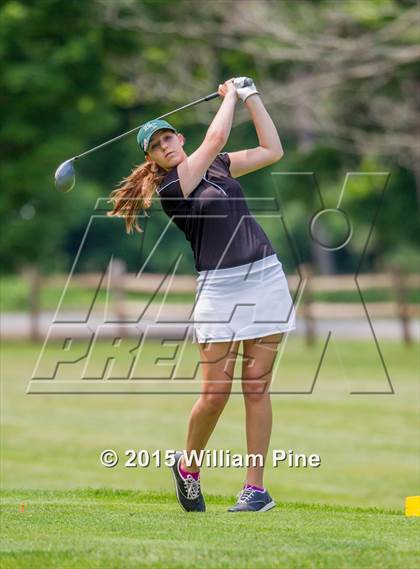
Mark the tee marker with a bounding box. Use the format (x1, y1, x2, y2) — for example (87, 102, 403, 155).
(405, 496, 420, 516)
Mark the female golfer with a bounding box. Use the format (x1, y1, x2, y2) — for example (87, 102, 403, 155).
(108, 77, 296, 513)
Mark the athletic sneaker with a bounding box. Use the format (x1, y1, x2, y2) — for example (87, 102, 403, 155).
(227, 486, 276, 512)
(170, 451, 205, 512)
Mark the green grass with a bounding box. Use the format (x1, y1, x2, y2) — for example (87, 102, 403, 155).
(1, 489, 419, 569)
(1, 275, 419, 311)
(1, 339, 419, 567)
(2, 340, 418, 506)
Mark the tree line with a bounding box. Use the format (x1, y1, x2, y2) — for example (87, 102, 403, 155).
(1, 0, 418, 275)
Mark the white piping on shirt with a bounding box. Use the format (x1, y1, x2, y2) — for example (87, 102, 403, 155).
(157, 176, 228, 198)
(202, 175, 228, 196)
(156, 179, 179, 195)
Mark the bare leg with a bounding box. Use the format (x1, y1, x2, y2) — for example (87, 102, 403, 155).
(182, 339, 240, 472)
(241, 333, 284, 487)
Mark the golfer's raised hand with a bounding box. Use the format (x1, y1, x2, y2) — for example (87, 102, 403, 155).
(233, 77, 259, 103)
(218, 79, 239, 101)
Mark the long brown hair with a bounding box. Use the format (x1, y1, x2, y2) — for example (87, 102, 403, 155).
(107, 160, 167, 233)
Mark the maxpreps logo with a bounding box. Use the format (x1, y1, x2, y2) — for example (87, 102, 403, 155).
(27, 171, 394, 395)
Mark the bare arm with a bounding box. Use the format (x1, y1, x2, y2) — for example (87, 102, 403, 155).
(228, 94, 284, 178)
(177, 81, 238, 197)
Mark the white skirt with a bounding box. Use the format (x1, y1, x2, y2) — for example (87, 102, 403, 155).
(192, 253, 297, 344)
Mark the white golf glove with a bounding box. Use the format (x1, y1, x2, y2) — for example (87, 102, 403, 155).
(233, 77, 259, 103)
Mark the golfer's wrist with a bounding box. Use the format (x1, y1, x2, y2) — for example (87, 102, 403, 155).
(224, 91, 239, 104)
(244, 92, 261, 105)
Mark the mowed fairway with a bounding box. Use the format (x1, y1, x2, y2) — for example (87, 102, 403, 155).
(1, 339, 419, 567)
(1, 489, 419, 569)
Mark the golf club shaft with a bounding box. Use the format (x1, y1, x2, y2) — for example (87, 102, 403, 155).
(72, 91, 220, 162)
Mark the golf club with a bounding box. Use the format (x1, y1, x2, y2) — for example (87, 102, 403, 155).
(54, 79, 252, 193)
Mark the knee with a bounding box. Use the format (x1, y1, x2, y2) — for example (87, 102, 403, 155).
(242, 377, 270, 404)
(200, 391, 230, 414)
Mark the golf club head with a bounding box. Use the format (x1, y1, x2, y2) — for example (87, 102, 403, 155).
(54, 159, 75, 193)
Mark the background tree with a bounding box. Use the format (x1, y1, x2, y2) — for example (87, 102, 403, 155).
(1, 0, 418, 275)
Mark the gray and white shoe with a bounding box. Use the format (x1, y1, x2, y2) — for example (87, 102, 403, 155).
(228, 486, 276, 512)
(170, 451, 205, 512)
